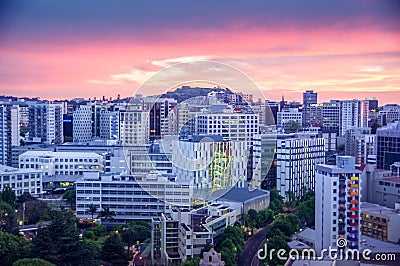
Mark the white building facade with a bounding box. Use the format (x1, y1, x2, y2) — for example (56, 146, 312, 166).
(19, 151, 103, 176)
(0, 165, 42, 196)
(315, 156, 361, 254)
(276, 136, 325, 200)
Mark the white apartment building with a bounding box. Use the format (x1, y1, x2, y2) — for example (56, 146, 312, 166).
(0, 165, 42, 196)
(119, 109, 149, 146)
(152, 204, 239, 264)
(340, 100, 360, 136)
(195, 105, 259, 144)
(172, 135, 248, 200)
(345, 127, 375, 166)
(100, 110, 120, 140)
(1, 104, 20, 166)
(276, 135, 325, 200)
(277, 108, 302, 131)
(19, 151, 103, 176)
(73, 105, 92, 143)
(315, 156, 361, 254)
(75, 171, 192, 224)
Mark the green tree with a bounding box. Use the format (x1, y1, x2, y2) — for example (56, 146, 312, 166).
(87, 203, 98, 223)
(12, 258, 55, 266)
(18, 200, 52, 224)
(62, 190, 76, 209)
(98, 207, 116, 224)
(219, 238, 237, 266)
(0, 187, 16, 207)
(118, 221, 151, 257)
(269, 188, 283, 214)
(298, 195, 315, 227)
(183, 258, 200, 266)
(15, 192, 35, 203)
(0, 201, 18, 233)
(265, 232, 290, 266)
(245, 209, 259, 228)
(0, 231, 27, 266)
(30, 210, 97, 266)
(101, 232, 128, 266)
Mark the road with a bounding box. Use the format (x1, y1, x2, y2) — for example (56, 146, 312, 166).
(237, 226, 270, 266)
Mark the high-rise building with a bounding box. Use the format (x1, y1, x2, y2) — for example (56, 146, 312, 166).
(119, 109, 149, 146)
(0, 104, 20, 166)
(360, 100, 370, 128)
(172, 135, 248, 200)
(303, 90, 318, 107)
(195, 105, 259, 145)
(315, 156, 361, 254)
(345, 127, 374, 166)
(73, 105, 92, 143)
(144, 97, 177, 141)
(340, 100, 360, 136)
(376, 122, 400, 169)
(28, 103, 64, 144)
(276, 134, 325, 199)
(321, 100, 340, 134)
(302, 90, 318, 127)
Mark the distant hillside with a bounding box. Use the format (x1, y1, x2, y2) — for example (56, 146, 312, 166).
(160, 86, 231, 102)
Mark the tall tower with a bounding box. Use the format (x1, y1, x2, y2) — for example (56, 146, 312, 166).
(315, 156, 361, 254)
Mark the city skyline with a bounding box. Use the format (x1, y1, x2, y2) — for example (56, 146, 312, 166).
(1, 0, 399, 104)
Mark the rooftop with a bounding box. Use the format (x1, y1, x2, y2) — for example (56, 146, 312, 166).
(20, 150, 101, 158)
(0, 165, 41, 174)
(360, 202, 400, 219)
(214, 187, 269, 203)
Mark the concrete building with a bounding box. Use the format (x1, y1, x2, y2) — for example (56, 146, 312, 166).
(277, 108, 302, 132)
(172, 135, 248, 200)
(19, 150, 103, 176)
(73, 105, 92, 143)
(152, 204, 239, 264)
(303, 103, 322, 128)
(340, 100, 360, 136)
(28, 103, 64, 144)
(276, 135, 325, 200)
(321, 100, 340, 134)
(345, 127, 375, 166)
(212, 187, 270, 214)
(303, 90, 318, 107)
(315, 156, 362, 253)
(360, 202, 400, 244)
(195, 105, 259, 145)
(0, 104, 20, 166)
(76, 171, 192, 224)
(376, 121, 400, 169)
(144, 97, 177, 141)
(0, 165, 42, 196)
(119, 109, 149, 146)
(251, 133, 276, 190)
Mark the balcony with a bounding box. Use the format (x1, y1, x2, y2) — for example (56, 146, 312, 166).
(349, 245, 358, 249)
(350, 215, 358, 219)
(349, 222, 358, 226)
(350, 229, 358, 234)
(350, 207, 358, 211)
(350, 199, 358, 203)
(350, 176, 359, 181)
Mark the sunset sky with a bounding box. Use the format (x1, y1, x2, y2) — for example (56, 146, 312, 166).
(0, 0, 399, 104)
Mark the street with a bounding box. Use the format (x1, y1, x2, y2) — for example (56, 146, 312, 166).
(237, 226, 270, 266)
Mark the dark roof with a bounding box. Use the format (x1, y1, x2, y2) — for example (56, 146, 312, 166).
(216, 187, 269, 203)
